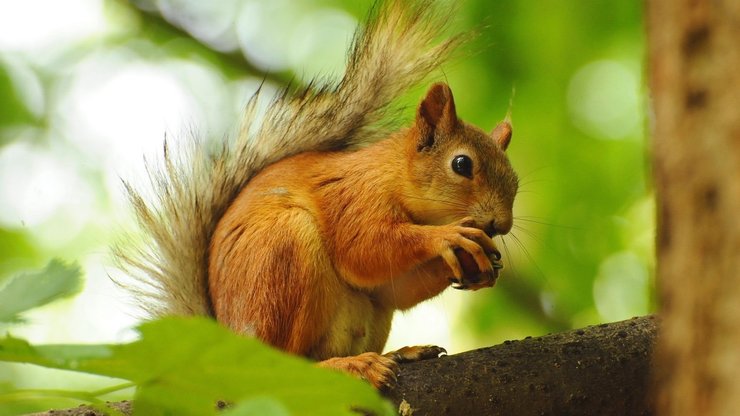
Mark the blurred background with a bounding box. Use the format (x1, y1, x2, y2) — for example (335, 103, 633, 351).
(0, 0, 651, 397)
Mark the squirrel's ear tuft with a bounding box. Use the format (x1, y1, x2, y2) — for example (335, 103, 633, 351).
(491, 120, 512, 151)
(415, 82, 459, 151)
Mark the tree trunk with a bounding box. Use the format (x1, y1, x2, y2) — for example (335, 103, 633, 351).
(648, 0, 740, 415)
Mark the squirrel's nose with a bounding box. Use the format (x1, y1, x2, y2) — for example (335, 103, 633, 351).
(484, 218, 513, 237)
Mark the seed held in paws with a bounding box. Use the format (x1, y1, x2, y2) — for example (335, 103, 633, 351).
(452, 248, 503, 290)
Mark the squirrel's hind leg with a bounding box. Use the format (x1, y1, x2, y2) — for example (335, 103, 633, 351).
(209, 199, 336, 354)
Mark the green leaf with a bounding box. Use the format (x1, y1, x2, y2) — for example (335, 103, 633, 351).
(0, 335, 116, 370)
(0, 259, 83, 323)
(0, 228, 40, 280)
(126, 318, 393, 416)
(0, 317, 394, 415)
(0, 60, 38, 129)
(221, 396, 291, 416)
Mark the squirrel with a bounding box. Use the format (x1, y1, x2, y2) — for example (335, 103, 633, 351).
(114, 0, 518, 388)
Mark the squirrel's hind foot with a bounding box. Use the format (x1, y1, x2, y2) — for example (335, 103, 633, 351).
(384, 345, 447, 364)
(316, 345, 447, 389)
(318, 352, 399, 389)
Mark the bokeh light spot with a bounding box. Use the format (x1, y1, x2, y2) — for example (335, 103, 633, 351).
(593, 251, 649, 321)
(567, 60, 641, 140)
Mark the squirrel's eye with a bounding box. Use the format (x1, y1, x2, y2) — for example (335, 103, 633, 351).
(451, 155, 473, 178)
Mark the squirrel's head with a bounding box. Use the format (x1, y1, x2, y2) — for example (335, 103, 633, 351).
(403, 82, 518, 237)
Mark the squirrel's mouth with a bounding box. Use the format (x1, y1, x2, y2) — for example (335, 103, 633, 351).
(484, 224, 497, 238)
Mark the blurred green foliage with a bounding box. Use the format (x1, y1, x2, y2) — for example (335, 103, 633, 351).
(0, 259, 81, 323)
(0, 317, 391, 415)
(0, 0, 652, 411)
(0, 262, 389, 415)
(459, 0, 651, 341)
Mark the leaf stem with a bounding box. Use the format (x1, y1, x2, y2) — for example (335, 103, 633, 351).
(0, 381, 135, 405)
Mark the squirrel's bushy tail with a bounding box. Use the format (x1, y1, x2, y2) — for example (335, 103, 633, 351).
(113, 0, 462, 317)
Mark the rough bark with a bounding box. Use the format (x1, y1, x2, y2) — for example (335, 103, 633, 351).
(648, 0, 740, 415)
(387, 316, 656, 416)
(30, 316, 657, 416)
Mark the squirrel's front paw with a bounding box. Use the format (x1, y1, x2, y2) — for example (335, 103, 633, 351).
(318, 352, 399, 389)
(450, 248, 504, 290)
(435, 217, 498, 282)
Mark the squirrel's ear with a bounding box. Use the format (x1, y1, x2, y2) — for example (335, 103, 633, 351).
(491, 120, 512, 151)
(415, 82, 459, 150)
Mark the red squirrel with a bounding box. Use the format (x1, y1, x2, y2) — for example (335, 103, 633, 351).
(115, 0, 518, 388)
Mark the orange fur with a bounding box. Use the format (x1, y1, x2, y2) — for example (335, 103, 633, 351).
(114, 2, 513, 389)
(208, 83, 518, 385)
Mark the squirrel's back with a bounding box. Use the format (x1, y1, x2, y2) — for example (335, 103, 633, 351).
(113, 0, 462, 317)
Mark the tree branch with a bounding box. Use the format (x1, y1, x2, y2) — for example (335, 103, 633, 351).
(29, 316, 657, 416)
(386, 315, 657, 415)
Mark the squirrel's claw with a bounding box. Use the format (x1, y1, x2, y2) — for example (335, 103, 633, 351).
(449, 278, 468, 290)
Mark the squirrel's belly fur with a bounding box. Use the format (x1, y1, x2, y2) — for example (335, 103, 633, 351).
(209, 147, 399, 359)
